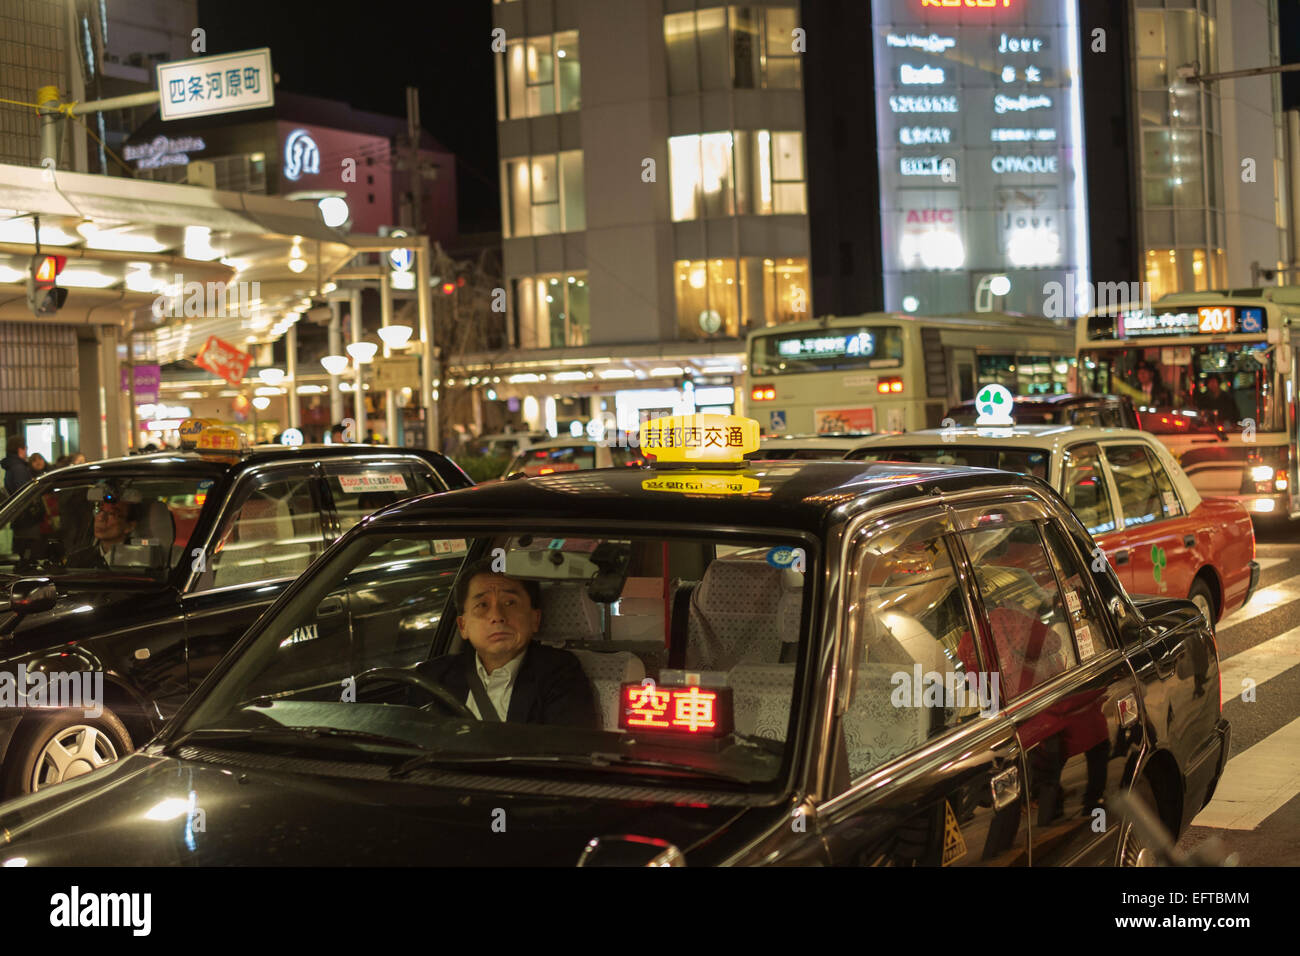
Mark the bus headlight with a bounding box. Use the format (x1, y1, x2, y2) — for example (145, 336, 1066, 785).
(1250, 465, 1275, 482)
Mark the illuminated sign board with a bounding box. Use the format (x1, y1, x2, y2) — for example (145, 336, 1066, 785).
(1118, 306, 1267, 338)
(124, 135, 207, 170)
(873, 0, 1088, 314)
(283, 129, 321, 181)
(157, 47, 274, 121)
(619, 682, 734, 735)
(778, 331, 876, 359)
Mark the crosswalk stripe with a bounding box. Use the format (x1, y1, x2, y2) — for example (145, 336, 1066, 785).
(1218, 622, 1300, 693)
(1191, 716, 1300, 830)
(1219, 572, 1300, 631)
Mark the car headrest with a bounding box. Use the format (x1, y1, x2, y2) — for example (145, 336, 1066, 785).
(535, 582, 603, 642)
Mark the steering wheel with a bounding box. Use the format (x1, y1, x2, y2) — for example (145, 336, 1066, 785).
(354, 667, 475, 718)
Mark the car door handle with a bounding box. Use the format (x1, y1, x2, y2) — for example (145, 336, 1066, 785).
(990, 766, 1020, 811)
(1183, 534, 1195, 548)
(318, 596, 344, 618)
(1114, 549, 1130, 565)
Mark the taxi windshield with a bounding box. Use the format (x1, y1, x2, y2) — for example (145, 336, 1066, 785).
(849, 445, 1050, 481)
(175, 530, 811, 790)
(0, 474, 210, 581)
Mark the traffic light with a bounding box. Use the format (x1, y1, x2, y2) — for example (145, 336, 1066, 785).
(441, 281, 455, 296)
(27, 253, 68, 316)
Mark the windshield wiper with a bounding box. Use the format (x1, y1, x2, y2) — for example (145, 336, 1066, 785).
(164, 724, 428, 756)
(387, 750, 747, 783)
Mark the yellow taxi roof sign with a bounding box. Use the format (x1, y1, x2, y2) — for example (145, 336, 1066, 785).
(177, 418, 249, 455)
(639, 414, 760, 465)
(178, 418, 221, 450)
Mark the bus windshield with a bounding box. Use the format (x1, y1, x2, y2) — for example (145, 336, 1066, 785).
(751, 325, 904, 376)
(1079, 342, 1277, 433)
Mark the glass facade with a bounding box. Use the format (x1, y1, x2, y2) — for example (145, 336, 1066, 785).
(499, 30, 581, 119)
(669, 130, 806, 221)
(501, 151, 585, 238)
(664, 6, 802, 93)
(514, 272, 590, 348)
(674, 257, 810, 340)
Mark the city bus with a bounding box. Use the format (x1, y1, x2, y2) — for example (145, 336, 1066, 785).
(744, 312, 1076, 435)
(1077, 287, 1300, 519)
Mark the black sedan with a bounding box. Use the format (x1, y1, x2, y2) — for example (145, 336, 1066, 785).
(0, 441, 469, 797)
(0, 454, 1227, 865)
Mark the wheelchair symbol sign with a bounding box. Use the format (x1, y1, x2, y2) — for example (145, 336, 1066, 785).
(770, 410, 787, 433)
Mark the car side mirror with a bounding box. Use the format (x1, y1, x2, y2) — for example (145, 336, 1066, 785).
(10, 578, 57, 615)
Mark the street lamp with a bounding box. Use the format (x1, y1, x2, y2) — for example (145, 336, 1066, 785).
(377, 324, 413, 349)
(346, 342, 378, 364)
(320, 354, 349, 375)
(259, 368, 286, 386)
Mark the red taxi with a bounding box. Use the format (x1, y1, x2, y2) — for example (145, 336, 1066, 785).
(849, 423, 1259, 629)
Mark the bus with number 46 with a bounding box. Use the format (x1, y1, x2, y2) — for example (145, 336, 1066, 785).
(1077, 286, 1300, 521)
(744, 312, 1077, 436)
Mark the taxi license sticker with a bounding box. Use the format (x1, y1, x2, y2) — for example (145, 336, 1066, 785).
(1064, 589, 1081, 614)
(433, 538, 468, 555)
(1076, 624, 1096, 660)
(198, 479, 214, 490)
(941, 801, 967, 866)
(765, 546, 805, 570)
(338, 473, 408, 493)
(1162, 492, 1178, 515)
(641, 475, 760, 495)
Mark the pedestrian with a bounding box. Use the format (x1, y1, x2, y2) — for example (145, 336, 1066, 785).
(2, 436, 34, 495)
(29, 452, 48, 477)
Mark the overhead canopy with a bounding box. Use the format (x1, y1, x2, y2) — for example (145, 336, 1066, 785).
(0, 162, 355, 358)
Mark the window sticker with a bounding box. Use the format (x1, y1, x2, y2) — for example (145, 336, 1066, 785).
(338, 473, 408, 493)
(1075, 623, 1096, 660)
(1162, 492, 1178, 516)
(1064, 589, 1081, 615)
(433, 538, 468, 555)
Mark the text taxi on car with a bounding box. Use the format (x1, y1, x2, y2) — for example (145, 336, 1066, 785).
(0, 420, 470, 797)
(847, 385, 1259, 633)
(0, 413, 1228, 867)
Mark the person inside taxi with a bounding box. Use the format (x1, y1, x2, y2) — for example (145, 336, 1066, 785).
(416, 557, 600, 728)
(68, 498, 141, 569)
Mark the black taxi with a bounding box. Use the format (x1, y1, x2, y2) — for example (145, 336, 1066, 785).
(0, 421, 470, 797)
(0, 415, 1227, 866)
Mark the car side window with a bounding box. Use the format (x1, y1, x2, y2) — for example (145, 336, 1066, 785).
(1102, 444, 1162, 528)
(1142, 446, 1184, 518)
(960, 519, 1078, 699)
(326, 463, 421, 537)
(1060, 443, 1117, 536)
(1039, 521, 1110, 659)
(844, 511, 985, 780)
(208, 474, 324, 588)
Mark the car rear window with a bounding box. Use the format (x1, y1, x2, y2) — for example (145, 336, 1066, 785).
(850, 445, 1049, 481)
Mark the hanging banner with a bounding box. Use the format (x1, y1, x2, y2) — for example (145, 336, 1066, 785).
(194, 336, 253, 386)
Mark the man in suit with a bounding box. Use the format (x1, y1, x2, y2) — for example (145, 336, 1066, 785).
(417, 557, 600, 728)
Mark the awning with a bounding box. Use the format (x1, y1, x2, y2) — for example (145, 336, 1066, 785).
(0, 162, 355, 357)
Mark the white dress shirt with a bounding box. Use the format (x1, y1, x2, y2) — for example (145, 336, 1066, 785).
(465, 651, 525, 720)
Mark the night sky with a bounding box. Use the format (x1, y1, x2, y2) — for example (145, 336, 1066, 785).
(198, 0, 500, 234)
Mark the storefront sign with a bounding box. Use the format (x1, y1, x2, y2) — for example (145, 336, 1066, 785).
(158, 47, 274, 120)
(194, 336, 253, 386)
(121, 364, 162, 403)
(123, 135, 207, 169)
(283, 129, 321, 181)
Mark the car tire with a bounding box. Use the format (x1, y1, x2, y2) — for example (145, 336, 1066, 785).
(1, 708, 132, 799)
(1188, 578, 1216, 632)
(1118, 776, 1162, 867)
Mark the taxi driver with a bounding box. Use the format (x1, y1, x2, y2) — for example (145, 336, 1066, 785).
(69, 498, 141, 568)
(416, 557, 600, 728)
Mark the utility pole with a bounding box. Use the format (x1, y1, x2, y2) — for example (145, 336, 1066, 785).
(405, 86, 423, 235)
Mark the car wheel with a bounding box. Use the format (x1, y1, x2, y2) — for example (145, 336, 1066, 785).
(2, 709, 132, 798)
(1188, 578, 1216, 632)
(1119, 777, 1162, 867)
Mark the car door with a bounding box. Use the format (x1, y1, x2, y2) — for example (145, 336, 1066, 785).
(953, 499, 1144, 866)
(815, 506, 1031, 867)
(1059, 441, 1129, 580)
(180, 464, 333, 691)
(1101, 443, 1189, 599)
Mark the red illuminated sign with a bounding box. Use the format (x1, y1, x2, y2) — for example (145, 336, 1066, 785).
(921, 0, 1012, 8)
(619, 682, 734, 736)
(194, 335, 254, 386)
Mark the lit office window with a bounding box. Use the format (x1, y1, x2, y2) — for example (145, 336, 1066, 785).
(502, 151, 585, 238)
(671, 131, 804, 221)
(763, 257, 809, 325)
(514, 273, 589, 348)
(665, 7, 801, 94)
(499, 31, 581, 119)
(674, 258, 744, 339)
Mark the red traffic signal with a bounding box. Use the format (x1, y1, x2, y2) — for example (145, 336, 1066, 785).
(441, 281, 455, 295)
(31, 254, 66, 286)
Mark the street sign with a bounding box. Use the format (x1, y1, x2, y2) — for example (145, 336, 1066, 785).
(121, 364, 162, 403)
(194, 336, 253, 386)
(369, 355, 421, 391)
(158, 48, 275, 121)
